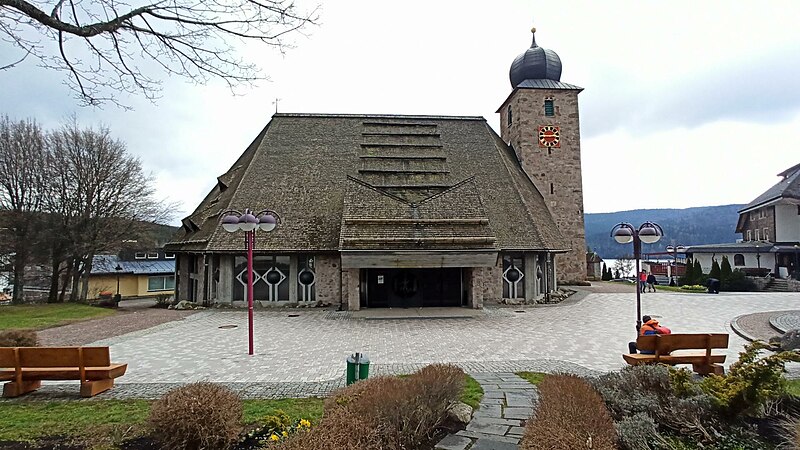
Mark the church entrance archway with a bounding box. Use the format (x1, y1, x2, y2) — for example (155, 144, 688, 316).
(361, 268, 464, 308)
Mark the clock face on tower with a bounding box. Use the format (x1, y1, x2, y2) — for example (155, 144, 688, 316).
(538, 126, 561, 148)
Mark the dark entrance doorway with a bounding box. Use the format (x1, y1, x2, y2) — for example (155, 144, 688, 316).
(362, 268, 464, 308)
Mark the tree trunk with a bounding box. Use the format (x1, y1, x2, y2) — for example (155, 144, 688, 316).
(11, 248, 26, 304)
(69, 255, 82, 302)
(79, 256, 93, 302)
(59, 257, 74, 302)
(47, 256, 63, 303)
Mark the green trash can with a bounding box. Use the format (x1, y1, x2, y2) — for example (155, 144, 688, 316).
(346, 353, 370, 385)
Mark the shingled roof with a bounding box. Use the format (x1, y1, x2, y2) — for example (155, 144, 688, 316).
(738, 162, 800, 214)
(166, 114, 567, 253)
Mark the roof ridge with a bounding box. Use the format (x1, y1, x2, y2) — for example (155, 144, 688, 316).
(346, 176, 411, 205)
(274, 113, 486, 121)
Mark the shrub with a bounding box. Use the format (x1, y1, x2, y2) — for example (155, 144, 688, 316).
(700, 341, 800, 417)
(520, 374, 617, 450)
(615, 413, 665, 450)
(274, 407, 381, 450)
(286, 364, 464, 450)
(238, 409, 312, 448)
(680, 284, 706, 292)
(148, 382, 243, 450)
(0, 329, 38, 346)
(723, 269, 756, 292)
(593, 365, 721, 445)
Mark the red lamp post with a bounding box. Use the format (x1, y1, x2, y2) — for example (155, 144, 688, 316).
(220, 209, 280, 355)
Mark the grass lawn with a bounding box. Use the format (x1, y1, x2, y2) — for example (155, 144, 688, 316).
(516, 371, 547, 385)
(0, 303, 116, 331)
(0, 398, 324, 444)
(787, 378, 800, 397)
(461, 374, 484, 409)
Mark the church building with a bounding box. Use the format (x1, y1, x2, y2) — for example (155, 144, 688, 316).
(166, 28, 588, 310)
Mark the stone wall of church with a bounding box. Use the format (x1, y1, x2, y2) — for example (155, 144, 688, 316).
(314, 253, 342, 307)
(499, 88, 587, 283)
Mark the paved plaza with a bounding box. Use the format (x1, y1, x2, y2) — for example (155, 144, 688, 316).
(88, 291, 799, 386)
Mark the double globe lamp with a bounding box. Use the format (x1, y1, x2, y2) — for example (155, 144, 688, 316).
(221, 209, 279, 355)
(610, 221, 664, 332)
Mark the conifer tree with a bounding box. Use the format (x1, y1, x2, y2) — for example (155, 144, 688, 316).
(720, 256, 733, 290)
(681, 258, 695, 285)
(694, 259, 704, 284)
(710, 259, 721, 280)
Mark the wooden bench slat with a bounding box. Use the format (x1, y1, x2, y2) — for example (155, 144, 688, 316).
(623, 333, 729, 375)
(0, 346, 126, 397)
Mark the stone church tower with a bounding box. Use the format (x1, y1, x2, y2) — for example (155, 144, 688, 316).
(497, 27, 587, 283)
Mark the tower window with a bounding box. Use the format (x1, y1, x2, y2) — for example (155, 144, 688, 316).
(550, 183, 554, 194)
(507, 105, 513, 126)
(544, 99, 554, 117)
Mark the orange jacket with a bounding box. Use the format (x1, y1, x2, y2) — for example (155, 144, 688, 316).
(640, 320, 662, 336)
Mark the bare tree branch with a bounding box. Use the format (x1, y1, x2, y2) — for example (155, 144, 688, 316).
(0, 0, 319, 107)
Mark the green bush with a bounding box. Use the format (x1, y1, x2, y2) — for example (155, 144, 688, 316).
(0, 329, 38, 346)
(722, 269, 756, 292)
(148, 382, 243, 450)
(700, 341, 800, 417)
(593, 365, 722, 446)
(521, 374, 617, 450)
(615, 413, 664, 450)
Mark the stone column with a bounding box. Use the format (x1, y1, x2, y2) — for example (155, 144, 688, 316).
(467, 268, 484, 309)
(524, 253, 536, 302)
(217, 254, 233, 304)
(194, 254, 206, 304)
(288, 255, 298, 302)
(177, 253, 190, 301)
(342, 268, 360, 311)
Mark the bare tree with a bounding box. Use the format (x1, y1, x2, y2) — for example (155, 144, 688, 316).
(48, 119, 173, 301)
(0, 0, 318, 107)
(613, 255, 635, 279)
(0, 115, 49, 303)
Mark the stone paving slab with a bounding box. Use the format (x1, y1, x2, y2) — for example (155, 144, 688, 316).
(770, 312, 800, 334)
(470, 439, 519, 450)
(455, 431, 519, 444)
(435, 434, 473, 450)
(85, 292, 800, 385)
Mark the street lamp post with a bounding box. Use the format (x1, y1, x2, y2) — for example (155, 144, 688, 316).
(114, 264, 122, 295)
(220, 208, 280, 355)
(611, 222, 664, 332)
(665, 243, 686, 286)
(756, 244, 761, 271)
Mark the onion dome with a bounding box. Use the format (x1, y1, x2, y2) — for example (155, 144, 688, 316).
(509, 27, 562, 88)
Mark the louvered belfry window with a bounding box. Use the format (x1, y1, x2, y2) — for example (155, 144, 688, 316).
(544, 99, 554, 117)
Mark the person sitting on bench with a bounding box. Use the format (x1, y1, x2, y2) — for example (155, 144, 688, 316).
(628, 315, 671, 354)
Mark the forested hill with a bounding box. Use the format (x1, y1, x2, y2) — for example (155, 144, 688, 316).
(585, 204, 744, 259)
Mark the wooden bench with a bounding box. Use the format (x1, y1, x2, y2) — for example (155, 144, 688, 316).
(0, 346, 127, 397)
(623, 333, 729, 375)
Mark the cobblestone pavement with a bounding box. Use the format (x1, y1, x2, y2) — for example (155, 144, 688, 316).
(770, 312, 800, 334)
(10, 291, 800, 400)
(38, 301, 196, 346)
(436, 373, 538, 450)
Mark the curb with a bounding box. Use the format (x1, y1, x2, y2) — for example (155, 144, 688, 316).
(729, 314, 761, 343)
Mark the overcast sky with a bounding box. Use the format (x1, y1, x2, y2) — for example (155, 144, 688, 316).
(2, 0, 799, 223)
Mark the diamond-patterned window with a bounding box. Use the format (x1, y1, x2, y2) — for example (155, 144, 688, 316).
(502, 255, 525, 299)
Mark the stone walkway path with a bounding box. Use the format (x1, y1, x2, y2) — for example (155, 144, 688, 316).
(436, 373, 537, 450)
